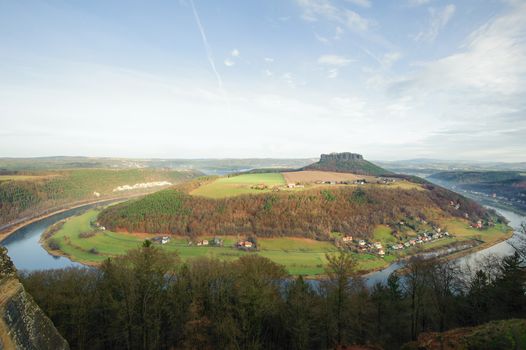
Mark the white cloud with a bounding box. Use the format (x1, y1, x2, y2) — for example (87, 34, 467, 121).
(231, 48, 240, 57)
(381, 52, 402, 68)
(318, 55, 353, 79)
(403, 3, 526, 96)
(413, 4, 456, 43)
(264, 57, 274, 63)
(318, 54, 353, 66)
(327, 68, 339, 78)
(296, 0, 372, 32)
(282, 72, 295, 87)
(224, 59, 235, 67)
(264, 69, 273, 77)
(408, 0, 431, 7)
(345, 0, 371, 8)
(315, 33, 330, 43)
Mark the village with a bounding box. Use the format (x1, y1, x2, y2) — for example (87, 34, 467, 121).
(250, 176, 398, 192)
(336, 227, 452, 257)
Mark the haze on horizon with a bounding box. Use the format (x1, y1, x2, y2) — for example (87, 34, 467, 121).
(1, 0, 525, 162)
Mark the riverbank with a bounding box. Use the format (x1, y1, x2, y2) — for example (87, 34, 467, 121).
(39, 205, 513, 277)
(0, 192, 154, 244)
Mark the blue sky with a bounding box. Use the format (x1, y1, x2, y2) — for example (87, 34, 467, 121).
(0, 0, 524, 161)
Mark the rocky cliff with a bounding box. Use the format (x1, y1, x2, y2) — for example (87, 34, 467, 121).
(0, 247, 69, 350)
(304, 152, 390, 176)
(320, 152, 364, 161)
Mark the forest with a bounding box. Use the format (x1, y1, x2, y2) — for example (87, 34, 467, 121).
(20, 236, 526, 350)
(0, 169, 201, 228)
(99, 184, 493, 239)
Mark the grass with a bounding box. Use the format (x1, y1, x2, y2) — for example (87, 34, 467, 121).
(440, 218, 512, 244)
(45, 208, 395, 276)
(190, 173, 286, 198)
(47, 208, 512, 277)
(373, 225, 396, 244)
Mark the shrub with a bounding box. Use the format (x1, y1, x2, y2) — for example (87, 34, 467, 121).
(79, 231, 96, 239)
(48, 238, 60, 250)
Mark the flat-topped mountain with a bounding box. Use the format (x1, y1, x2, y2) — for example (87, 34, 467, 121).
(303, 152, 390, 176)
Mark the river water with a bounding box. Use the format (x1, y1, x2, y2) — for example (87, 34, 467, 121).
(1, 203, 525, 284)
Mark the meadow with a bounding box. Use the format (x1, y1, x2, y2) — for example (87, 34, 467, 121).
(44, 204, 509, 276)
(45, 208, 396, 275)
(190, 173, 286, 198)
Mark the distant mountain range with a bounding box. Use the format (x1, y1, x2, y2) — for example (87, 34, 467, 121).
(1, 156, 524, 175)
(376, 159, 526, 176)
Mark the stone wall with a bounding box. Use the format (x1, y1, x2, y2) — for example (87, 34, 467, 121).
(0, 247, 69, 350)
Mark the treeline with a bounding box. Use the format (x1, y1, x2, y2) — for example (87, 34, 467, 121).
(99, 185, 493, 239)
(0, 169, 201, 227)
(20, 242, 526, 349)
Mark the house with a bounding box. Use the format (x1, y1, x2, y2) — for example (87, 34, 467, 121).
(93, 191, 101, 198)
(378, 249, 385, 256)
(404, 242, 410, 247)
(374, 242, 382, 250)
(236, 241, 254, 249)
(342, 236, 353, 243)
(202, 240, 209, 246)
(409, 239, 416, 246)
(212, 237, 223, 246)
(358, 240, 366, 246)
(161, 236, 170, 245)
(287, 183, 296, 188)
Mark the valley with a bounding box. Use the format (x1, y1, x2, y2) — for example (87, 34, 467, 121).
(38, 153, 513, 277)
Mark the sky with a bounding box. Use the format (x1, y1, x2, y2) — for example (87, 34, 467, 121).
(0, 0, 525, 161)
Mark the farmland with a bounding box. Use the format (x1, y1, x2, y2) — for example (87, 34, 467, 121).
(282, 170, 376, 183)
(188, 170, 420, 199)
(43, 203, 510, 276)
(44, 208, 398, 275)
(190, 173, 286, 198)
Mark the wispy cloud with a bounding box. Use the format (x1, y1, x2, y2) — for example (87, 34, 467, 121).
(318, 54, 353, 78)
(345, 0, 372, 8)
(296, 0, 372, 32)
(224, 59, 235, 67)
(408, 0, 431, 7)
(413, 4, 456, 43)
(318, 54, 353, 66)
(231, 48, 240, 57)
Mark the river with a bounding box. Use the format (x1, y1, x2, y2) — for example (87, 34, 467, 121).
(1, 203, 525, 285)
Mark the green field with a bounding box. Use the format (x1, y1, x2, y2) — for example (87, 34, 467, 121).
(46, 206, 512, 276)
(190, 173, 286, 198)
(45, 208, 392, 276)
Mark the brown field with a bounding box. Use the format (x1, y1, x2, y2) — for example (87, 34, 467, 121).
(282, 170, 377, 184)
(0, 174, 60, 182)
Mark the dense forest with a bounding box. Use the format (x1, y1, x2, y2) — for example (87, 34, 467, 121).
(99, 184, 492, 239)
(0, 169, 201, 227)
(20, 238, 526, 350)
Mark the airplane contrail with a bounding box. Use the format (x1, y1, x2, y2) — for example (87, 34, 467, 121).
(189, 0, 226, 94)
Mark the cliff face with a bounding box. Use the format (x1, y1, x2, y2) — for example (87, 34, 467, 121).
(304, 152, 390, 176)
(0, 247, 69, 350)
(320, 152, 364, 161)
